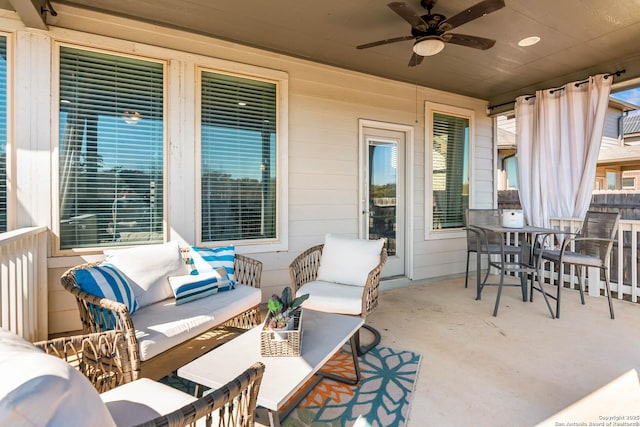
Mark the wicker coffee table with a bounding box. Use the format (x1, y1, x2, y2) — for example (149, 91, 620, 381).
(177, 309, 363, 427)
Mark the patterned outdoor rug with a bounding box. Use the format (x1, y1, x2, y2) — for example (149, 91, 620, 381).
(161, 345, 421, 427)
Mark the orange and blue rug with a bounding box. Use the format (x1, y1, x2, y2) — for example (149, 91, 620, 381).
(279, 345, 421, 427)
(162, 345, 421, 427)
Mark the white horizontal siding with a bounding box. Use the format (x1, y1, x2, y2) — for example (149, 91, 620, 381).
(602, 107, 622, 147)
(5, 5, 494, 334)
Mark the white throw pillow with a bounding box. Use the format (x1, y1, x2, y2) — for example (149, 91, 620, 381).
(0, 328, 116, 427)
(316, 234, 385, 287)
(104, 241, 186, 308)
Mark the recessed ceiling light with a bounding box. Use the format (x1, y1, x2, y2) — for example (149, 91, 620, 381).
(238, 102, 247, 106)
(518, 36, 540, 47)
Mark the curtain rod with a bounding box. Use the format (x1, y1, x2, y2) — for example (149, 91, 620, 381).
(487, 69, 626, 111)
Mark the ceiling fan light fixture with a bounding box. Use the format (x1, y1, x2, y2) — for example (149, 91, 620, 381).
(518, 36, 540, 47)
(413, 37, 445, 56)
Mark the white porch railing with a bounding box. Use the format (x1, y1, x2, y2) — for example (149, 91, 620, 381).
(507, 218, 640, 303)
(2, 220, 638, 342)
(0, 226, 48, 341)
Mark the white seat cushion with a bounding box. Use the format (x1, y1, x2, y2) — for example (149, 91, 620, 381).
(132, 284, 262, 361)
(316, 234, 384, 287)
(0, 328, 116, 427)
(297, 280, 364, 316)
(100, 378, 196, 426)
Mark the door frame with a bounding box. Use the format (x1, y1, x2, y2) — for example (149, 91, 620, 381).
(358, 119, 414, 279)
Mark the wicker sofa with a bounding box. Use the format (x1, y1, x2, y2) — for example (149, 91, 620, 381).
(61, 241, 263, 380)
(0, 328, 264, 427)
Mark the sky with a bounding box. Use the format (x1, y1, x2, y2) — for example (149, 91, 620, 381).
(611, 87, 640, 115)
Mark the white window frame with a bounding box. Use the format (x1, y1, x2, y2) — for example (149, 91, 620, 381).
(622, 176, 636, 189)
(195, 65, 289, 252)
(425, 102, 474, 240)
(52, 41, 169, 255)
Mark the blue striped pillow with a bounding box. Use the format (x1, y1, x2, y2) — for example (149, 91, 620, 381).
(169, 268, 233, 305)
(189, 245, 235, 282)
(75, 263, 139, 314)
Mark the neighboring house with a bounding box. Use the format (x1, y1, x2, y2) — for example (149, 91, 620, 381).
(496, 114, 517, 191)
(496, 98, 639, 192)
(624, 114, 640, 144)
(596, 105, 640, 190)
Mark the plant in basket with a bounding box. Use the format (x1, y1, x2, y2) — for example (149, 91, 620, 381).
(266, 286, 308, 330)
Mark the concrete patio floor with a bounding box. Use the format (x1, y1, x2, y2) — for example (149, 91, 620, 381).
(370, 275, 640, 427)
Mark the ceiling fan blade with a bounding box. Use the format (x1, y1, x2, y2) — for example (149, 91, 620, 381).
(443, 33, 496, 50)
(408, 52, 424, 67)
(439, 0, 505, 32)
(388, 2, 428, 32)
(357, 35, 416, 50)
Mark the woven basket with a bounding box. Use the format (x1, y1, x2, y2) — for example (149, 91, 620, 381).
(260, 310, 303, 357)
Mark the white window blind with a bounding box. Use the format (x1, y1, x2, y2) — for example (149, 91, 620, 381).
(200, 71, 277, 243)
(0, 36, 6, 232)
(58, 46, 164, 249)
(432, 111, 470, 230)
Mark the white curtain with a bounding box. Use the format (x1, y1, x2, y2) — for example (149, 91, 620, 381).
(515, 74, 612, 228)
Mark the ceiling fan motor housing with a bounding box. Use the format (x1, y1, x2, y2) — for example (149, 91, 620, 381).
(420, 0, 438, 10)
(411, 13, 446, 36)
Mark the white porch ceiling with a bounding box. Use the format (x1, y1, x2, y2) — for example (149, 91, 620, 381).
(6, 0, 640, 109)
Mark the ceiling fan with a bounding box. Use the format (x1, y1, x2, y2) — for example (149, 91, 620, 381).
(357, 0, 505, 67)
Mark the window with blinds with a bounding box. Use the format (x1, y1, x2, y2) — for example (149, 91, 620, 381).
(58, 46, 164, 249)
(0, 36, 6, 233)
(431, 109, 470, 231)
(199, 71, 277, 243)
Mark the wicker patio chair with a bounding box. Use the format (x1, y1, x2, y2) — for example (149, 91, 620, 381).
(33, 330, 265, 427)
(34, 330, 134, 392)
(534, 210, 620, 319)
(134, 362, 264, 427)
(289, 238, 387, 355)
(60, 253, 263, 380)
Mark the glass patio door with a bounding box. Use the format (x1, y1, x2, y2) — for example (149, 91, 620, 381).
(361, 126, 405, 277)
